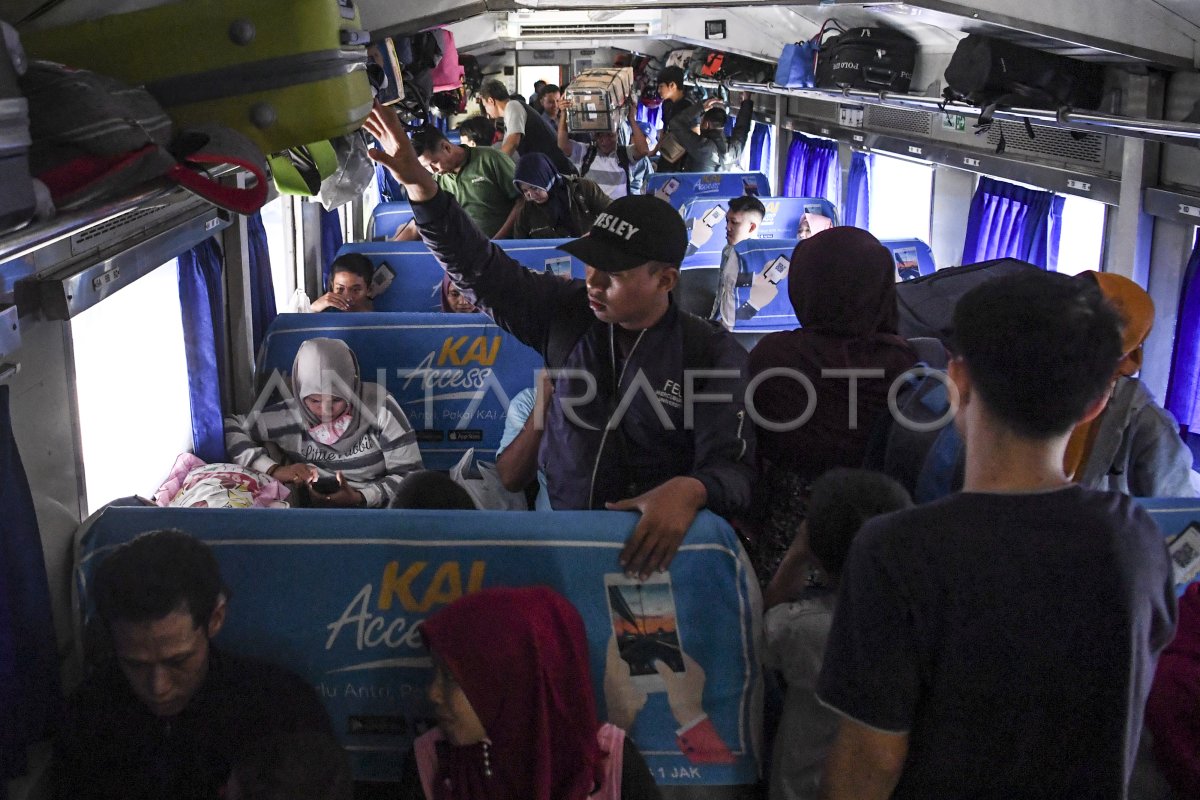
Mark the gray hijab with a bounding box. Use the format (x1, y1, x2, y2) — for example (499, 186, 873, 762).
(291, 338, 363, 430)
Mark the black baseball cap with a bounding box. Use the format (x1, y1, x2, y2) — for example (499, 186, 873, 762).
(657, 66, 685, 88)
(559, 195, 687, 272)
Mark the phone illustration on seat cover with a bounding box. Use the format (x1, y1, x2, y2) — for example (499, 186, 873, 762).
(605, 572, 685, 692)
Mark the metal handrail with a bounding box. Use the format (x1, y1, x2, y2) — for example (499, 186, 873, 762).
(718, 79, 1200, 144)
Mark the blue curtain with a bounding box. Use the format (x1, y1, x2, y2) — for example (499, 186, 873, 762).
(178, 238, 227, 463)
(782, 131, 838, 202)
(961, 176, 1065, 268)
(246, 212, 276, 355)
(0, 385, 61, 784)
(749, 122, 772, 174)
(845, 151, 872, 229)
(1166, 231, 1200, 459)
(320, 206, 345, 291)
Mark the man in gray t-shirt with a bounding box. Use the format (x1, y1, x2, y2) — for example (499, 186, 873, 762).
(479, 79, 576, 176)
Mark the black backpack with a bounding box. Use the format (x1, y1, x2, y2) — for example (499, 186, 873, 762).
(895, 258, 1041, 342)
(943, 35, 1106, 127)
(815, 27, 918, 94)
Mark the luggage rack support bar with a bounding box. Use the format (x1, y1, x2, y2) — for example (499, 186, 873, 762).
(720, 80, 1200, 145)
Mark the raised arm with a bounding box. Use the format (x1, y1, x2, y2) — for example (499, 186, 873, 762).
(727, 93, 755, 163)
(365, 102, 582, 353)
(627, 101, 650, 160)
(557, 96, 573, 157)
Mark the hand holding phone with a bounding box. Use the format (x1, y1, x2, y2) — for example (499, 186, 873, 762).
(311, 475, 340, 495)
(604, 573, 686, 693)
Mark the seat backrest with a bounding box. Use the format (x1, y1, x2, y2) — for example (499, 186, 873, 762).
(76, 507, 764, 787)
(256, 312, 544, 469)
(728, 238, 800, 332)
(370, 201, 414, 239)
(644, 171, 770, 212)
(1134, 497, 1200, 597)
(337, 240, 588, 313)
(880, 238, 936, 281)
(679, 195, 838, 269)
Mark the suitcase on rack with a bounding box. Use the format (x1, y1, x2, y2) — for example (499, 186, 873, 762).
(565, 67, 633, 134)
(21, 0, 373, 156)
(0, 22, 36, 234)
(815, 27, 917, 94)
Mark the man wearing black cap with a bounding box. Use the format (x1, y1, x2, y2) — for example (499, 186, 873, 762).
(365, 102, 755, 577)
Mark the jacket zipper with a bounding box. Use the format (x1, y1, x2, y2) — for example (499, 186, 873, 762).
(587, 325, 646, 508)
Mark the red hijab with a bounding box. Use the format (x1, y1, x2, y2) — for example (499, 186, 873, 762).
(419, 586, 605, 800)
(748, 227, 917, 475)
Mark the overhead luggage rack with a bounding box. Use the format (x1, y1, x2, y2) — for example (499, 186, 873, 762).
(706, 77, 1200, 147)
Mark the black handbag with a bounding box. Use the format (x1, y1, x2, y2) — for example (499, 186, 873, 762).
(815, 26, 918, 93)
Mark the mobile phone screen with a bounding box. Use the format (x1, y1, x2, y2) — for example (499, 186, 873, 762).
(762, 255, 790, 284)
(701, 206, 726, 226)
(607, 579, 685, 677)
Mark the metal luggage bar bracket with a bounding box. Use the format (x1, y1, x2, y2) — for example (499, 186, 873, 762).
(716, 79, 1200, 147)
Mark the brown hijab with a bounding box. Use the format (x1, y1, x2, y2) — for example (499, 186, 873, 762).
(748, 227, 917, 476)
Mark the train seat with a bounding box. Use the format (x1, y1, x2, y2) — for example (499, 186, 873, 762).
(75, 507, 765, 792)
(255, 312, 543, 470)
(679, 196, 838, 270)
(644, 172, 771, 212)
(336, 240, 587, 313)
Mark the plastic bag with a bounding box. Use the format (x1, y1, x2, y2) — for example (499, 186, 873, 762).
(316, 130, 376, 210)
(448, 448, 527, 511)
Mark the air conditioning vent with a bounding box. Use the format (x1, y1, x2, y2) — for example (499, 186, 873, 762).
(986, 121, 1107, 165)
(70, 204, 175, 256)
(515, 23, 651, 38)
(865, 106, 933, 136)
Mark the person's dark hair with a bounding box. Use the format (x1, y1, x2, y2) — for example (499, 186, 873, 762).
(93, 529, 228, 629)
(329, 252, 373, 286)
(728, 194, 766, 218)
(701, 107, 727, 128)
(539, 83, 561, 97)
(457, 115, 496, 146)
(533, 79, 547, 92)
(657, 66, 685, 90)
(410, 124, 450, 156)
(806, 469, 912, 577)
(951, 270, 1122, 438)
(479, 79, 510, 102)
(229, 732, 352, 800)
(389, 470, 477, 510)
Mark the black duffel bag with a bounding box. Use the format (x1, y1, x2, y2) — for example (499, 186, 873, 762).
(895, 257, 1041, 341)
(815, 27, 918, 93)
(943, 34, 1106, 121)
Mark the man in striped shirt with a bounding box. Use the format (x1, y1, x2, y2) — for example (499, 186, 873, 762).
(556, 98, 651, 200)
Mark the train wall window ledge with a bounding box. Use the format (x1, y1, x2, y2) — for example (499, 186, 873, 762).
(70, 259, 193, 515)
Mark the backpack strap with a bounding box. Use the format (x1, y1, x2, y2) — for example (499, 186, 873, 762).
(580, 144, 598, 177)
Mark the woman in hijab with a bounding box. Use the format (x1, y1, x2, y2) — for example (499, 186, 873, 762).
(440, 274, 478, 313)
(512, 153, 611, 239)
(745, 227, 918, 582)
(399, 586, 660, 800)
(224, 338, 424, 507)
(796, 212, 832, 241)
(1065, 271, 1195, 497)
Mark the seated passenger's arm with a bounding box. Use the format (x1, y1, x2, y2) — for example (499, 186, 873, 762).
(580, 178, 612, 217)
(360, 394, 425, 508)
(1129, 400, 1199, 498)
(494, 196, 525, 240)
(367, 103, 577, 351)
(496, 379, 551, 492)
(224, 413, 278, 475)
(820, 718, 908, 800)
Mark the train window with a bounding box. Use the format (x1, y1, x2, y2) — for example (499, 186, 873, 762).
(71, 260, 193, 514)
(868, 153, 933, 242)
(260, 195, 298, 312)
(1054, 194, 1106, 276)
(518, 66, 562, 103)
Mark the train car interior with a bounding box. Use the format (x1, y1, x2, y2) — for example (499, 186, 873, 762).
(3, 1, 1200, 798)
